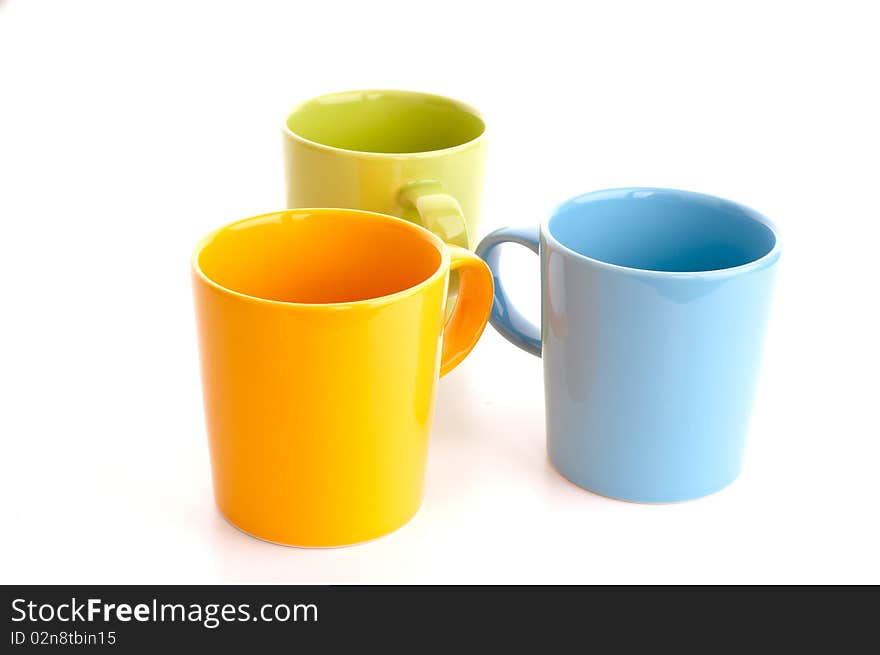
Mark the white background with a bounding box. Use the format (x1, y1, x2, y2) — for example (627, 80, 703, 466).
(1, 0, 878, 584)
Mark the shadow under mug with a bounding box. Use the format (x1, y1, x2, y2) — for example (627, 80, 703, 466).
(192, 209, 493, 546)
(476, 188, 781, 503)
(282, 89, 487, 249)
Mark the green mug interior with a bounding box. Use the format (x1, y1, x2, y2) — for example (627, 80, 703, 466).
(285, 90, 485, 154)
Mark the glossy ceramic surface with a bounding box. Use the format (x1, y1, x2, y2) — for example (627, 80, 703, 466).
(192, 209, 493, 546)
(282, 90, 487, 248)
(476, 188, 781, 503)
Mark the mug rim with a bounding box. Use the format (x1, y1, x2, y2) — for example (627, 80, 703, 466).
(281, 88, 487, 158)
(191, 208, 451, 309)
(541, 187, 782, 278)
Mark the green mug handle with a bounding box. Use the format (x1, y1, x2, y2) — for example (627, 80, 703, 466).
(398, 180, 469, 248)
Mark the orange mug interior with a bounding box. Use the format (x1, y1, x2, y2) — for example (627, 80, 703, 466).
(196, 209, 444, 304)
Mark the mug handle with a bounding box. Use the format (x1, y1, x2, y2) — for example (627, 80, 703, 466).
(399, 181, 469, 248)
(474, 226, 542, 357)
(440, 247, 494, 376)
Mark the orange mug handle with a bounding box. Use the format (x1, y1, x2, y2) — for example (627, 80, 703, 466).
(440, 246, 494, 376)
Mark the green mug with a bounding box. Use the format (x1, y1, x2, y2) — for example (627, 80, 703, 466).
(282, 89, 487, 249)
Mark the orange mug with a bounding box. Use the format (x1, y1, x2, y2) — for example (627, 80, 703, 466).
(192, 208, 494, 546)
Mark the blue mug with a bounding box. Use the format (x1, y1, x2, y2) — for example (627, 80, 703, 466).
(476, 188, 781, 502)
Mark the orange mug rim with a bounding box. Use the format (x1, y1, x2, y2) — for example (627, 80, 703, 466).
(191, 208, 452, 310)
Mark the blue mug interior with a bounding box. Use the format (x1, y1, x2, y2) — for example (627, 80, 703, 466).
(548, 189, 777, 272)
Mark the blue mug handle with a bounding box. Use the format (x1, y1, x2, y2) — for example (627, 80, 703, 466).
(475, 226, 542, 357)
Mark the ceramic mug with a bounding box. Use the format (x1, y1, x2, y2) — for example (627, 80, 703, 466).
(192, 209, 493, 546)
(476, 188, 781, 503)
(282, 89, 486, 249)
